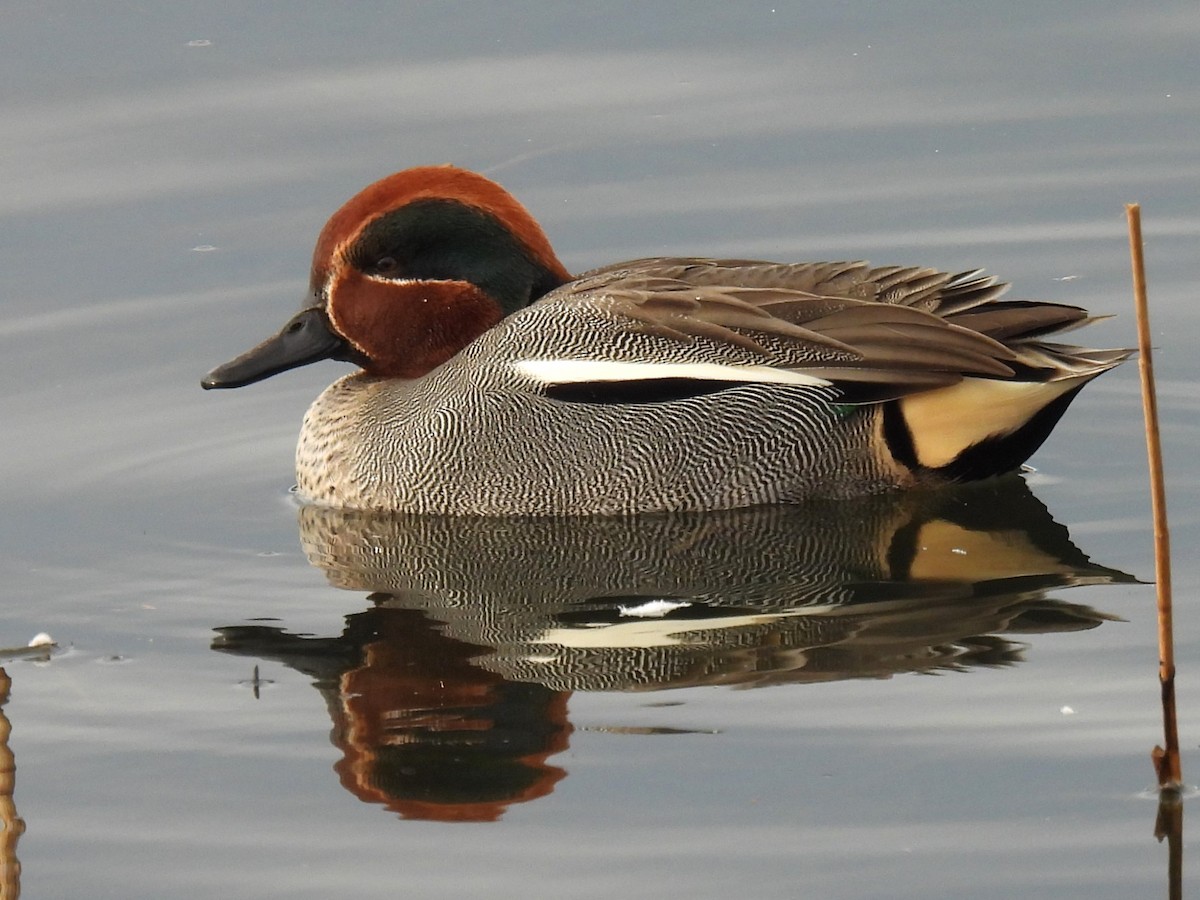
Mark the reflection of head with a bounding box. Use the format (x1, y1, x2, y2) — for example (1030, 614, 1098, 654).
(335, 680, 569, 823)
(325, 607, 571, 823)
(214, 607, 572, 822)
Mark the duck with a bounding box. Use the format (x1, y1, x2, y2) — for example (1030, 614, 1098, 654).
(202, 165, 1128, 516)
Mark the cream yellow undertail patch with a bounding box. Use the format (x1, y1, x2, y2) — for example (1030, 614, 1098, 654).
(900, 375, 1090, 469)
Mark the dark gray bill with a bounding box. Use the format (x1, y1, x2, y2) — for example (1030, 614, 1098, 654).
(201, 306, 350, 389)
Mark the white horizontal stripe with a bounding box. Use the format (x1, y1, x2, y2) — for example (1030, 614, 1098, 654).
(363, 275, 462, 286)
(515, 358, 831, 388)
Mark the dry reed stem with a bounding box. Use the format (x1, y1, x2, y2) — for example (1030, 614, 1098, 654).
(1127, 203, 1182, 790)
(0, 669, 22, 900)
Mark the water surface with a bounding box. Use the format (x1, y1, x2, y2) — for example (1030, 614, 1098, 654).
(1, 2, 1197, 897)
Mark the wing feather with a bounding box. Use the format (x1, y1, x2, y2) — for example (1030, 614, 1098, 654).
(524, 257, 1122, 401)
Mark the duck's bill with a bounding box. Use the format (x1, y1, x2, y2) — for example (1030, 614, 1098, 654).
(201, 306, 349, 389)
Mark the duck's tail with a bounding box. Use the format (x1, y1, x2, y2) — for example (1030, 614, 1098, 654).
(884, 339, 1131, 482)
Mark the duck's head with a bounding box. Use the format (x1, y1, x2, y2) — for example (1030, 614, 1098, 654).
(202, 165, 571, 388)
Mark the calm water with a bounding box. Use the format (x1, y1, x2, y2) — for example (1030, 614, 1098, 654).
(2, 2, 1198, 897)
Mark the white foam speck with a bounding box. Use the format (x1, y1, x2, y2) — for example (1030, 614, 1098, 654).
(618, 599, 692, 618)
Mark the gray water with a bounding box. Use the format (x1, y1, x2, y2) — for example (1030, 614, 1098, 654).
(2, 2, 1198, 897)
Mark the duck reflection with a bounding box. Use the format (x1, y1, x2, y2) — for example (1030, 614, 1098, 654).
(213, 477, 1130, 821)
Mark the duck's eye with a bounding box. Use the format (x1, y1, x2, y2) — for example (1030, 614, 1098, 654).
(373, 256, 399, 276)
